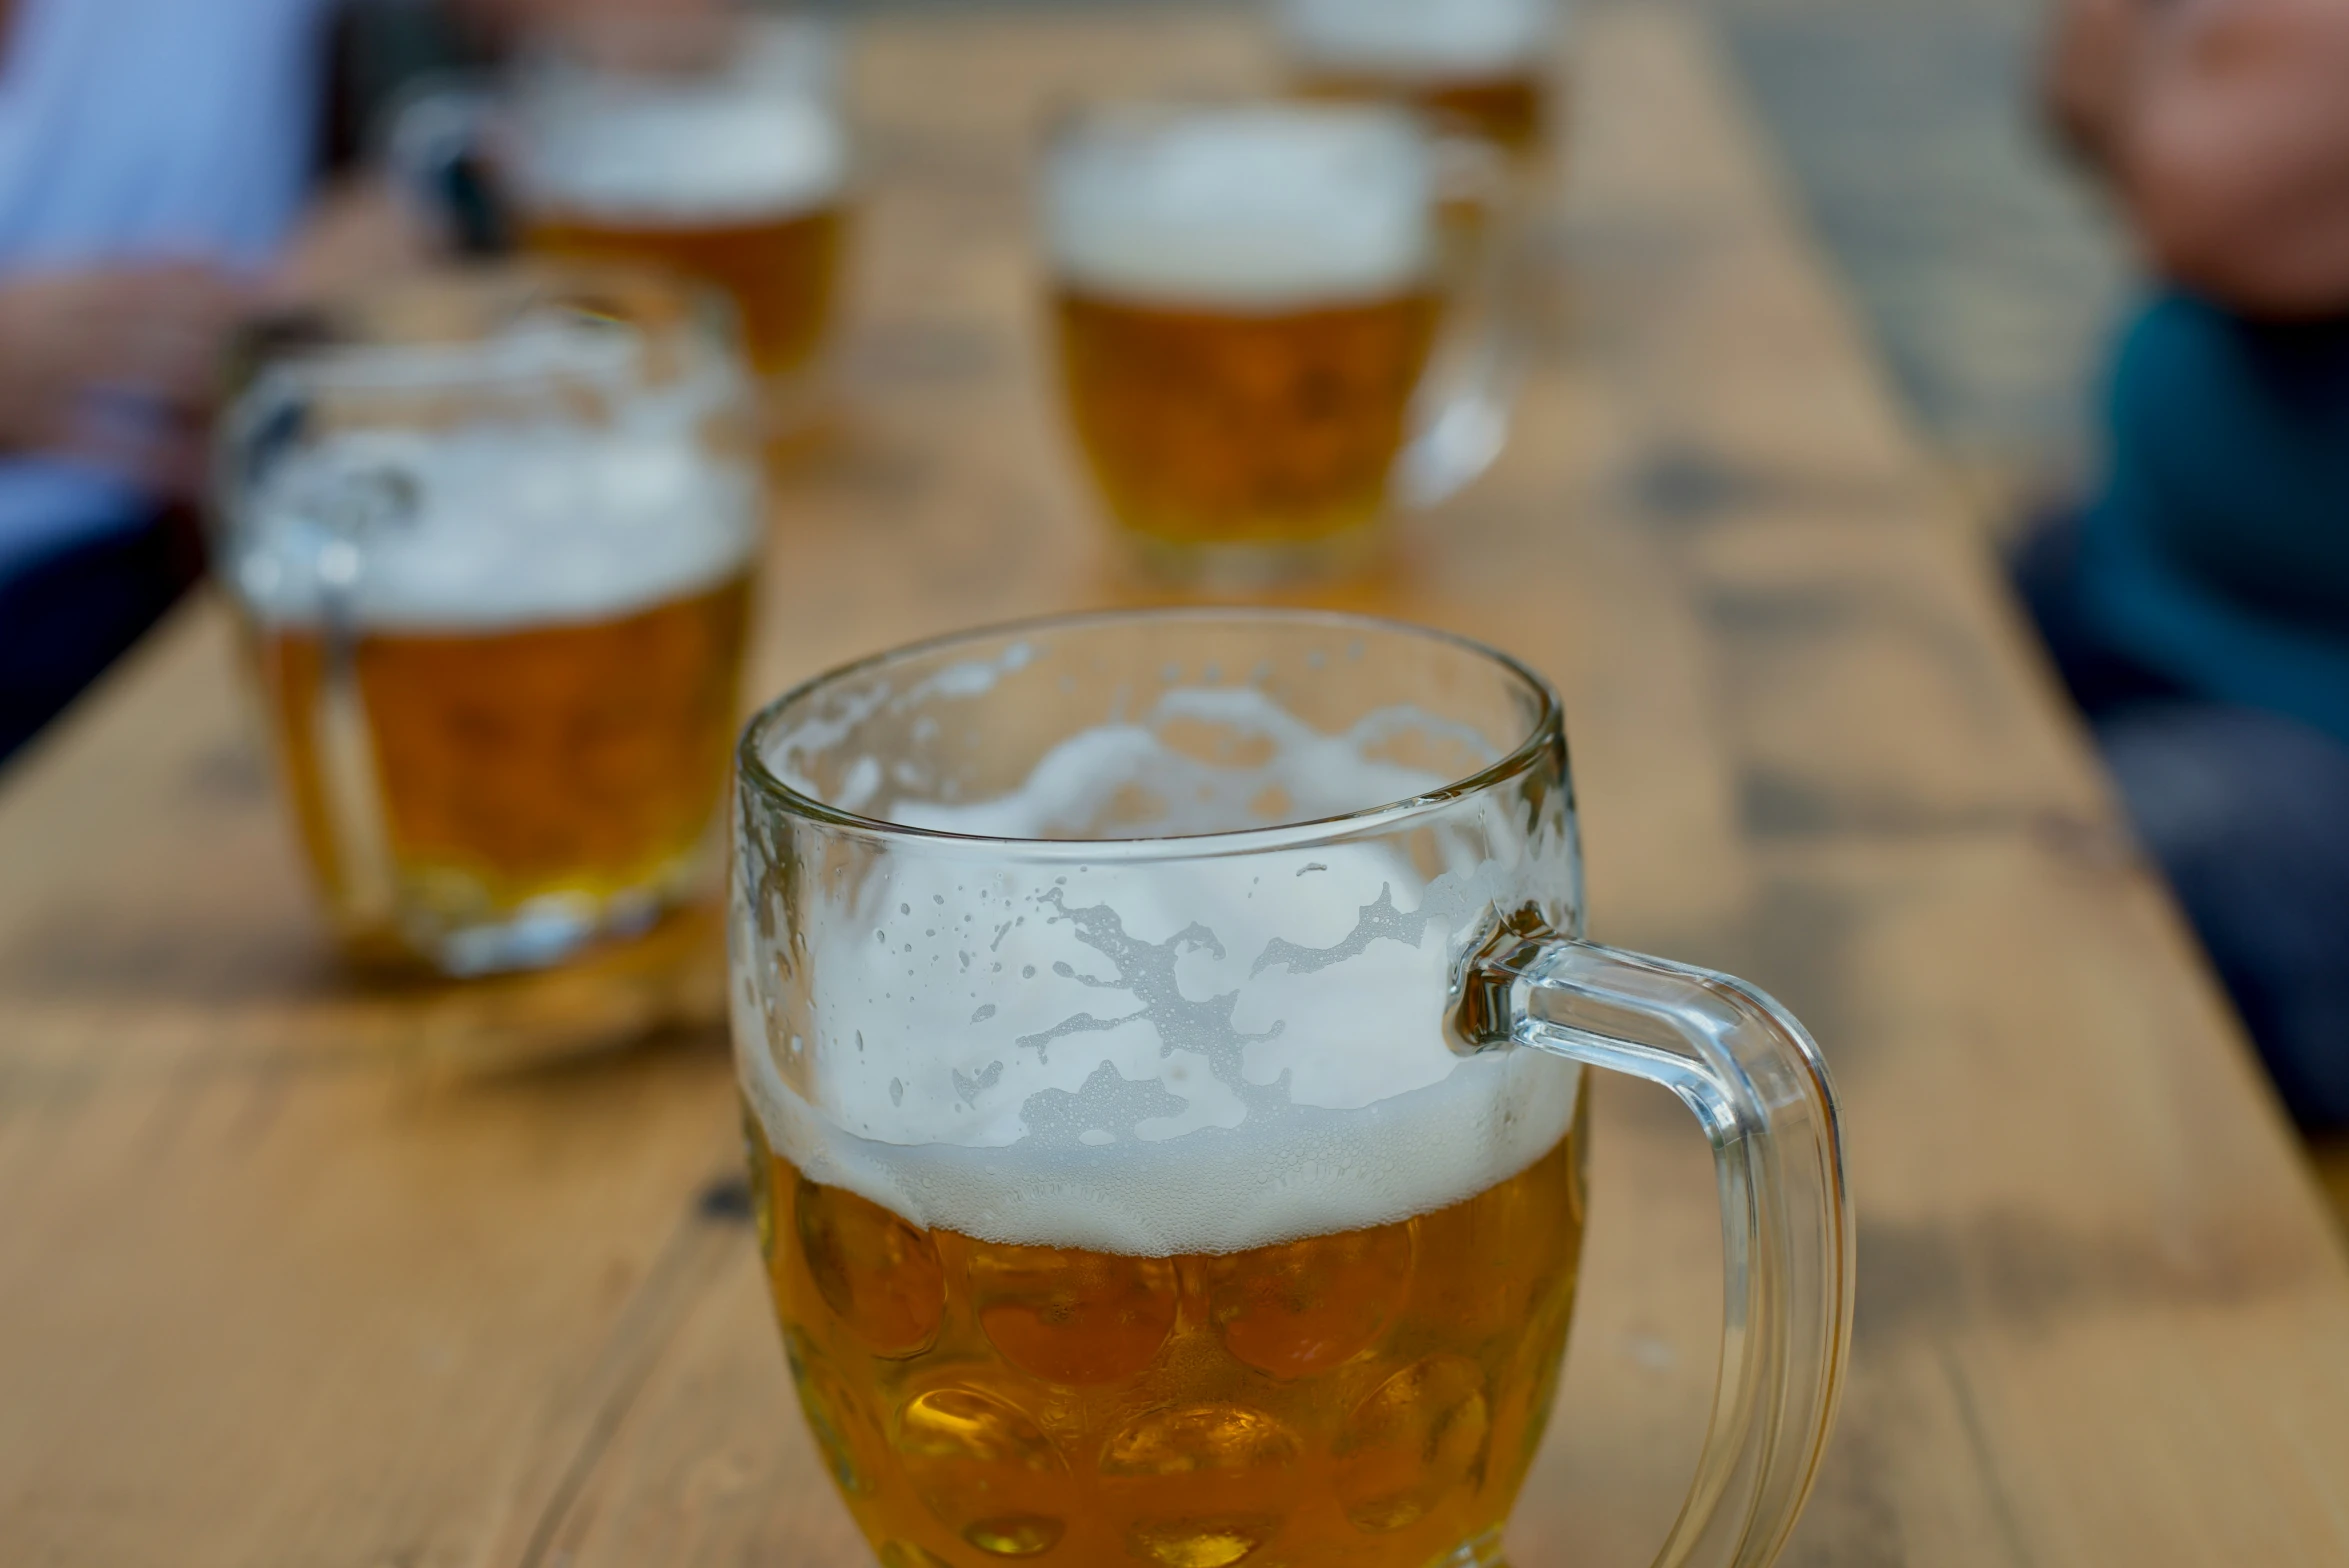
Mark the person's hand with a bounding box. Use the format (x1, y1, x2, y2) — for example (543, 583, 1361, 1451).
(266, 178, 440, 311)
(0, 264, 253, 497)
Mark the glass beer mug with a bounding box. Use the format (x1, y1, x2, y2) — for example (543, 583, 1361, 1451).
(1043, 104, 1520, 582)
(215, 266, 762, 978)
(1277, 0, 1566, 166)
(391, 12, 851, 437)
(731, 609, 1853, 1568)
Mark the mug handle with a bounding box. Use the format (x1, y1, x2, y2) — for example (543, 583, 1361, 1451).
(1457, 929, 1856, 1568)
(304, 459, 419, 939)
(219, 373, 417, 938)
(381, 77, 509, 255)
(1395, 133, 1529, 508)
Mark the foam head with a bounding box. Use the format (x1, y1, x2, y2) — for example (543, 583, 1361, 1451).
(229, 316, 760, 631)
(1045, 104, 1436, 309)
(514, 81, 845, 225)
(733, 633, 1584, 1257)
(1279, 0, 1562, 77)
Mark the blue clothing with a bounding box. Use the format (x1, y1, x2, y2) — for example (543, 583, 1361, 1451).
(2074, 297, 2349, 750)
(2099, 703, 2349, 1126)
(2016, 295, 2349, 1128)
(0, 0, 329, 584)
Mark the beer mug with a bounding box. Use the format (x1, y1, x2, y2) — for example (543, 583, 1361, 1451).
(731, 609, 1853, 1568)
(215, 267, 762, 978)
(392, 14, 851, 434)
(1042, 104, 1518, 581)
(1276, 0, 1565, 163)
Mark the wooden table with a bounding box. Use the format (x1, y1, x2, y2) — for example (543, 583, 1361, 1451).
(7, 8, 2349, 1564)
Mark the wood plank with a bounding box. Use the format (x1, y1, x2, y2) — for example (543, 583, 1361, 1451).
(1, 6, 2346, 1567)
(2314, 1141, 2349, 1238)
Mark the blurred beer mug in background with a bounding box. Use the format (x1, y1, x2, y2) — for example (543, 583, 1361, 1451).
(732, 609, 1852, 1568)
(392, 14, 851, 442)
(1043, 105, 1517, 583)
(1276, 0, 1568, 391)
(1276, 0, 1566, 166)
(214, 267, 762, 984)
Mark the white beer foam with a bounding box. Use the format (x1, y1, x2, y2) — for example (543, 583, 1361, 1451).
(232, 320, 760, 631)
(736, 685, 1582, 1257)
(747, 1034, 1578, 1258)
(1046, 105, 1435, 308)
(517, 88, 845, 225)
(1280, 0, 1560, 77)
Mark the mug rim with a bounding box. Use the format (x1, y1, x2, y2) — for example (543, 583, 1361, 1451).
(220, 261, 749, 407)
(736, 606, 1564, 860)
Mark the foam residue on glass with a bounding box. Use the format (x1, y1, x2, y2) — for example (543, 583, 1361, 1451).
(230, 314, 758, 630)
(1045, 104, 1436, 310)
(889, 688, 1463, 840)
(737, 670, 1581, 1258)
(1279, 0, 1560, 76)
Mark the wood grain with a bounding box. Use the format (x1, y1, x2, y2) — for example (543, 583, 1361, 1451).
(2, 7, 2347, 1567)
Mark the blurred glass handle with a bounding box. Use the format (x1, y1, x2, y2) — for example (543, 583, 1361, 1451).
(1458, 931, 1855, 1568)
(306, 467, 410, 935)
(1396, 136, 1530, 508)
(382, 80, 508, 256)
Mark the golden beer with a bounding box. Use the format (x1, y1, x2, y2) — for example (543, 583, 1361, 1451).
(1279, 0, 1560, 162)
(217, 270, 764, 977)
(246, 573, 751, 965)
(1045, 105, 1446, 563)
(505, 33, 850, 398)
(747, 1095, 1586, 1568)
(1296, 72, 1551, 160)
(526, 206, 845, 383)
(1055, 289, 1440, 548)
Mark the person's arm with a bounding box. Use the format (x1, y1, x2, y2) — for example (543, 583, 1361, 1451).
(0, 266, 252, 496)
(2119, 0, 2349, 316)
